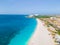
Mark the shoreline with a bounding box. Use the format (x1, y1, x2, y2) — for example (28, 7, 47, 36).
(27, 18, 55, 45)
(8, 18, 37, 45)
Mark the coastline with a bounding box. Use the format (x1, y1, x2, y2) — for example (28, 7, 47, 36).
(27, 18, 55, 45)
(8, 18, 37, 45)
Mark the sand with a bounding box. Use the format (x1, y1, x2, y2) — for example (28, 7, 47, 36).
(27, 18, 55, 45)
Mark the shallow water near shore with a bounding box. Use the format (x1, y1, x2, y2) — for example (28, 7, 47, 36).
(9, 18, 37, 45)
(0, 15, 37, 45)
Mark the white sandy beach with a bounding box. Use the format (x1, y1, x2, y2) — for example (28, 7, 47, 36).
(27, 18, 55, 45)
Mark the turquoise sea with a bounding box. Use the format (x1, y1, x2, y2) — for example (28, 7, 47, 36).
(0, 15, 37, 45)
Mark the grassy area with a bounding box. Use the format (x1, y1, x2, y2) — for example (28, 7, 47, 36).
(57, 30, 60, 35)
(34, 15, 51, 18)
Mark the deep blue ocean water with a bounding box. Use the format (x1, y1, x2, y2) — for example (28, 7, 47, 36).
(0, 15, 37, 45)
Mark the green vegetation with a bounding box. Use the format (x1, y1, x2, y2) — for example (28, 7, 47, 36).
(34, 15, 51, 18)
(48, 23, 60, 35)
(44, 20, 60, 35)
(35, 15, 60, 35)
(57, 30, 60, 35)
(48, 23, 53, 26)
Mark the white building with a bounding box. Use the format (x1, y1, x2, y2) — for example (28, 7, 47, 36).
(50, 17, 57, 20)
(34, 14, 39, 16)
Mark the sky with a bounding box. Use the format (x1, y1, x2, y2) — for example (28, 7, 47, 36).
(0, 0, 60, 14)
